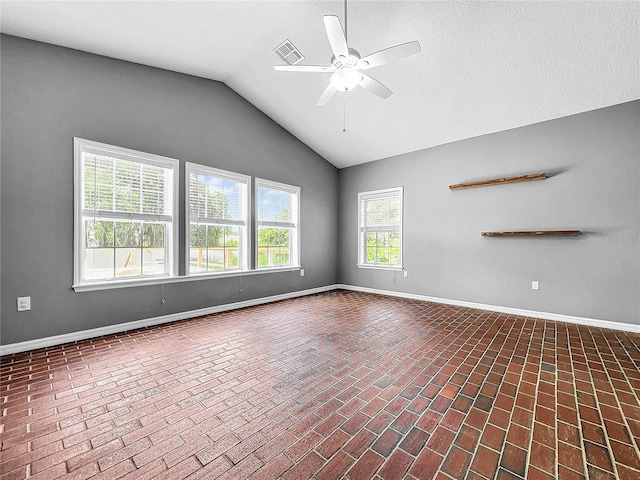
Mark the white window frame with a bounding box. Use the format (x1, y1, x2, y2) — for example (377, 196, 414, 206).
(73, 138, 179, 289)
(255, 178, 300, 270)
(185, 163, 250, 275)
(358, 186, 404, 270)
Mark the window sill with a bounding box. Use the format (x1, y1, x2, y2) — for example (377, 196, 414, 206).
(73, 267, 301, 292)
(357, 264, 404, 271)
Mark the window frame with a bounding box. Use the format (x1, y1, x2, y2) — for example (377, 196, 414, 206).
(255, 178, 301, 270)
(357, 186, 404, 270)
(73, 138, 179, 289)
(185, 162, 251, 276)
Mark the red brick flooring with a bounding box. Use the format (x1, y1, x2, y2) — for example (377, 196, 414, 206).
(1, 290, 639, 479)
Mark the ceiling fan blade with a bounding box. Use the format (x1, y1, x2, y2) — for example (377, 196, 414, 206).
(359, 41, 421, 69)
(323, 15, 349, 59)
(274, 65, 335, 73)
(317, 83, 339, 106)
(359, 74, 393, 99)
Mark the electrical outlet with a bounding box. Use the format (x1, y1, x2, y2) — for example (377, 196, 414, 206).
(403, 270, 408, 278)
(17, 296, 31, 311)
(300, 269, 305, 277)
(532, 281, 539, 290)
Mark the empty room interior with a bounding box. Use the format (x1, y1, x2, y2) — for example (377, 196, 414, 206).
(1, 1, 639, 479)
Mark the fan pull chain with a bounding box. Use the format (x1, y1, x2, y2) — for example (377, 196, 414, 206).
(343, 96, 347, 132)
(93, 156, 97, 226)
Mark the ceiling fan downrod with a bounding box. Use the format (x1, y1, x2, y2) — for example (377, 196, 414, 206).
(272, 0, 421, 106)
(344, 0, 348, 44)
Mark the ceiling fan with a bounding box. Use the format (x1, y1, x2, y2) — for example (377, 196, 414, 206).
(274, 5, 421, 106)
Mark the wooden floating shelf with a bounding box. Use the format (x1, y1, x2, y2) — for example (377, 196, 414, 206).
(449, 173, 547, 190)
(481, 230, 581, 237)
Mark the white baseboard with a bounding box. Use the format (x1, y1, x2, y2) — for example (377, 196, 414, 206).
(0, 285, 339, 356)
(337, 284, 640, 334)
(3, 283, 637, 356)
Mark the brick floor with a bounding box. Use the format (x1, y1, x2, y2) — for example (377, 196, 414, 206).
(1, 290, 639, 479)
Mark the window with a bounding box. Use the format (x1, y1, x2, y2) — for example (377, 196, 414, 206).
(186, 163, 249, 274)
(74, 138, 179, 286)
(358, 187, 403, 268)
(256, 179, 300, 269)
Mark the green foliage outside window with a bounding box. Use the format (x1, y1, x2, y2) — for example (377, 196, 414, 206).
(257, 207, 291, 267)
(189, 176, 241, 271)
(365, 231, 400, 266)
(84, 156, 166, 215)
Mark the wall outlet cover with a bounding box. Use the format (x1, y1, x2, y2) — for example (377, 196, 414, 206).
(17, 296, 31, 311)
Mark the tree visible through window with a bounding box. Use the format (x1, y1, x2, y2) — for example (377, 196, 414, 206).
(186, 164, 249, 274)
(358, 187, 403, 268)
(256, 179, 300, 269)
(74, 138, 178, 285)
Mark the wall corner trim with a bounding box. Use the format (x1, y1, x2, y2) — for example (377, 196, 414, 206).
(0, 285, 339, 356)
(336, 284, 640, 333)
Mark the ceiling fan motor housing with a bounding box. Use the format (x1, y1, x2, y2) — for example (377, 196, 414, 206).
(330, 47, 361, 67)
(273, 14, 420, 104)
(330, 48, 366, 91)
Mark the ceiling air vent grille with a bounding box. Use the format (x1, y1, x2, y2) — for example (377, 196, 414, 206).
(274, 39, 304, 65)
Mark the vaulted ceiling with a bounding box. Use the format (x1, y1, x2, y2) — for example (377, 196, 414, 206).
(2, 1, 638, 168)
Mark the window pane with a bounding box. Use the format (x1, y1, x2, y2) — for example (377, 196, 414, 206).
(224, 226, 239, 269)
(375, 248, 388, 264)
(85, 220, 114, 248)
(190, 248, 207, 274)
(190, 175, 206, 218)
(84, 249, 114, 280)
(76, 139, 176, 285)
(141, 164, 165, 215)
(359, 188, 402, 267)
(364, 195, 400, 228)
(207, 225, 224, 248)
(210, 190, 225, 219)
(143, 223, 165, 248)
(257, 187, 292, 223)
(190, 173, 245, 222)
(190, 225, 206, 247)
(115, 162, 141, 213)
(274, 246, 290, 266)
(258, 250, 268, 267)
(258, 227, 290, 248)
(378, 232, 389, 247)
(83, 154, 115, 211)
(258, 226, 291, 268)
(389, 232, 400, 248)
(187, 165, 249, 274)
(366, 232, 376, 247)
(389, 248, 401, 265)
(115, 248, 141, 277)
(83, 159, 97, 210)
(224, 226, 239, 247)
(207, 249, 224, 270)
(116, 222, 141, 247)
(256, 180, 299, 269)
(142, 248, 165, 275)
(226, 247, 239, 269)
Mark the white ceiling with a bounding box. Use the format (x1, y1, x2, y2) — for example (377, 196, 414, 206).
(1, 1, 639, 169)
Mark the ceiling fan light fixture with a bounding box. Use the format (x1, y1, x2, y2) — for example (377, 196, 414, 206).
(273, 10, 421, 105)
(330, 67, 363, 92)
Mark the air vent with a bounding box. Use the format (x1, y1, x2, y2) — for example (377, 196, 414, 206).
(273, 39, 304, 65)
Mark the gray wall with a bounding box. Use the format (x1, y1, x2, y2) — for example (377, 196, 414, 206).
(338, 101, 640, 326)
(2, 35, 637, 346)
(1, 35, 338, 344)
